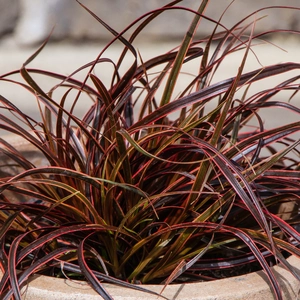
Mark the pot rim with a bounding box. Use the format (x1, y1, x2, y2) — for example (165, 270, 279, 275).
(1, 255, 299, 300)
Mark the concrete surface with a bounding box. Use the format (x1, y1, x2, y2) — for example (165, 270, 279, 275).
(0, 36, 299, 133)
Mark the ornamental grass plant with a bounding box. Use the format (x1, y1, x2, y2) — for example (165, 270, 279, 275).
(0, 1, 300, 299)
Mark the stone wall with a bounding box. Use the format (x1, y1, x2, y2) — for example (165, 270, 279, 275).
(0, 0, 19, 36)
(1, 0, 300, 46)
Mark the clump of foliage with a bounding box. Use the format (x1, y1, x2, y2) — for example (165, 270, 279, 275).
(0, 1, 300, 299)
